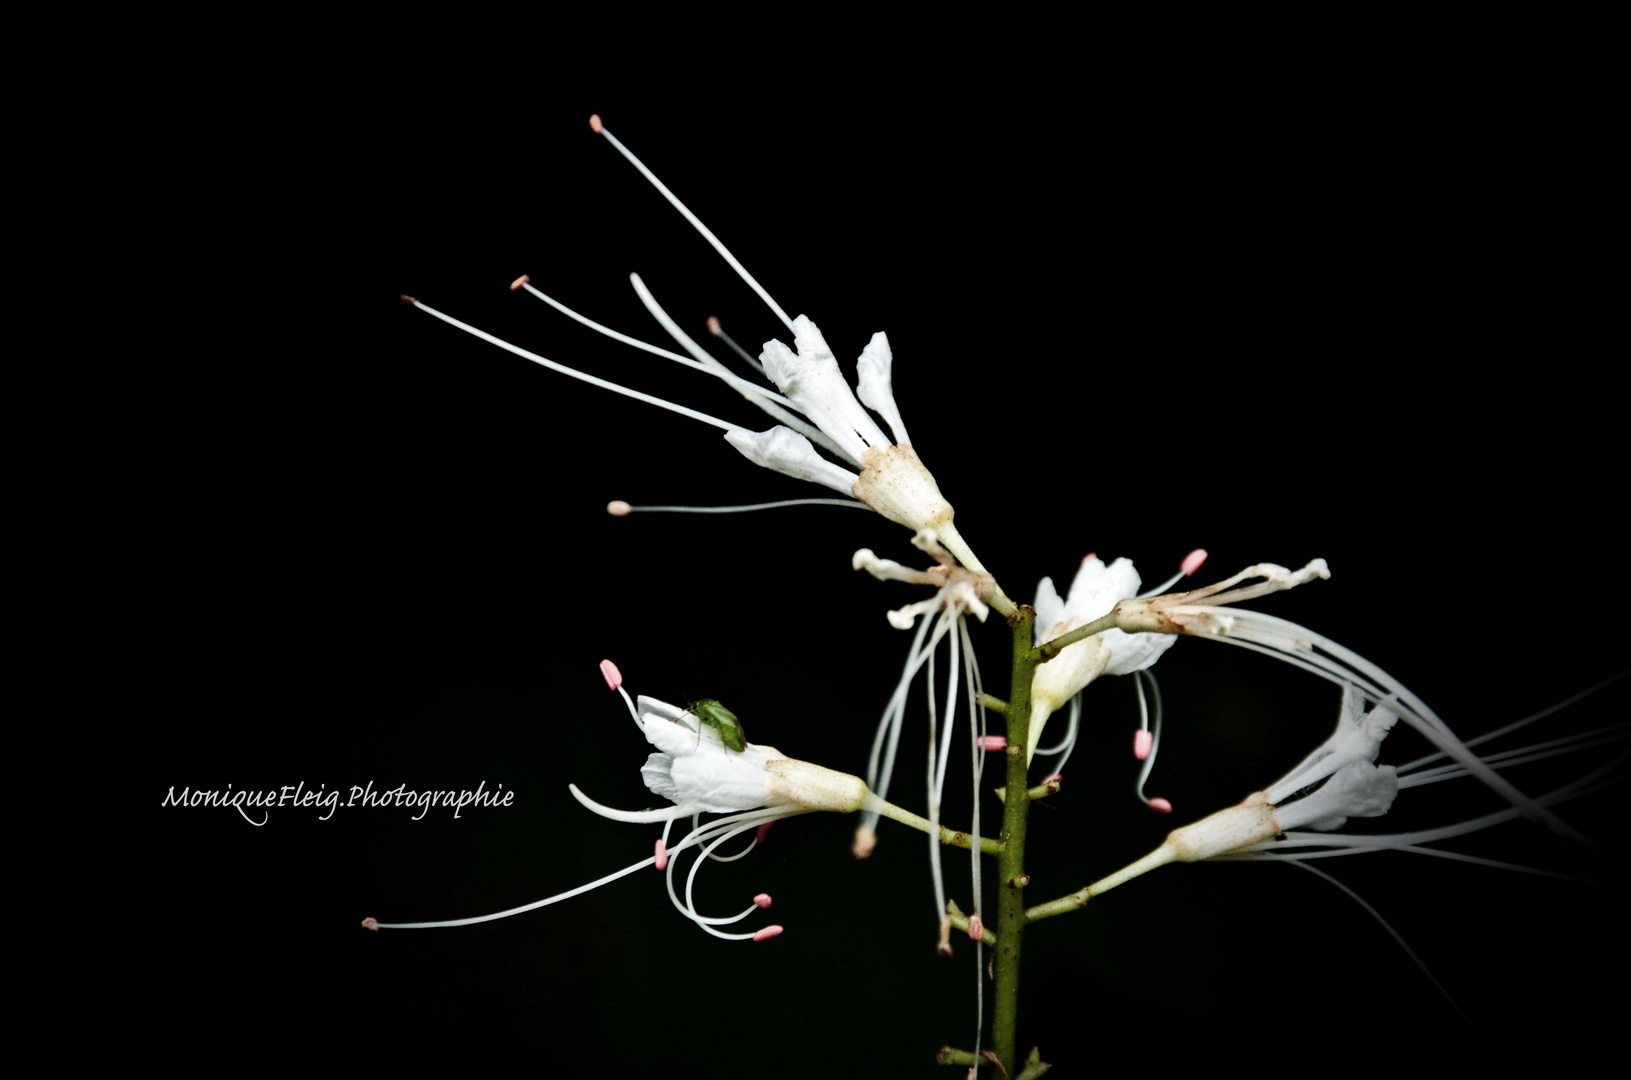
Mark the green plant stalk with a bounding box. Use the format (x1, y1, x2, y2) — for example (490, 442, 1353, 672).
(992, 605, 1037, 1074)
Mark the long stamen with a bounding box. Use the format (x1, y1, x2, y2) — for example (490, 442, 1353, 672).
(1137, 548, 1209, 598)
(1394, 670, 1628, 772)
(591, 115, 796, 333)
(1398, 724, 1631, 787)
(707, 315, 768, 376)
(405, 297, 739, 432)
(1133, 670, 1172, 814)
(364, 855, 658, 930)
(1277, 859, 1471, 1027)
(606, 498, 867, 516)
(512, 275, 798, 410)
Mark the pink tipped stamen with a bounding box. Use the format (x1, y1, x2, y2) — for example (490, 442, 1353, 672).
(1134, 729, 1153, 761)
(588, 113, 603, 134)
(509, 274, 530, 291)
(978, 735, 1008, 751)
(752, 925, 784, 943)
(1147, 797, 1173, 814)
(361, 917, 379, 931)
(706, 316, 722, 336)
(967, 915, 984, 941)
(654, 838, 669, 871)
(756, 820, 774, 844)
(1081, 551, 1098, 564)
(599, 658, 623, 690)
(1042, 773, 1063, 784)
(753, 893, 773, 909)
(606, 500, 632, 517)
(1181, 548, 1208, 576)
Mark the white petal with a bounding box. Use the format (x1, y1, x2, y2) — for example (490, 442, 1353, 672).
(640, 752, 682, 803)
(1064, 557, 1143, 622)
(855, 331, 911, 446)
(666, 744, 778, 812)
(1100, 627, 1177, 676)
(1033, 576, 1065, 638)
(1276, 762, 1400, 832)
(724, 426, 861, 496)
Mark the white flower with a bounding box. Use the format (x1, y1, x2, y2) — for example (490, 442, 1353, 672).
(1027, 556, 1179, 766)
(403, 116, 1003, 589)
(363, 661, 865, 943)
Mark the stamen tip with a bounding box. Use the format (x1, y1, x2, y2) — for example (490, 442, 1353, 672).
(978, 735, 1008, 751)
(510, 274, 530, 291)
(752, 925, 783, 943)
(599, 658, 623, 690)
(361, 917, 380, 931)
(967, 915, 984, 941)
(1147, 797, 1173, 814)
(653, 838, 668, 871)
(852, 825, 877, 859)
(756, 821, 774, 844)
(1181, 548, 1208, 576)
(399, 294, 418, 305)
(1133, 729, 1153, 761)
(1081, 551, 1097, 564)
(706, 316, 722, 336)
(606, 500, 633, 517)
(1041, 773, 1063, 784)
(753, 893, 773, 909)
(588, 113, 603, 134)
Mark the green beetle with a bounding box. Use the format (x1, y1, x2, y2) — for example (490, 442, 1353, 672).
(685, 698, 747, 753)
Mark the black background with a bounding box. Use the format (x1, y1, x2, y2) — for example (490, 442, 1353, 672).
(135, 43, 1625, 1078)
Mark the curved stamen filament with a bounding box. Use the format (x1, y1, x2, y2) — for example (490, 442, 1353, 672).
(407, 298, 739, 433)
(1133, 670, 1170, 813)
(608, 498, 868, 515)
(592, 117, 796, 333)
(515, 276, 798, 413)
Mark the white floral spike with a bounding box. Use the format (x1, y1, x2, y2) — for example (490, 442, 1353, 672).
(590, 114, 796, 333)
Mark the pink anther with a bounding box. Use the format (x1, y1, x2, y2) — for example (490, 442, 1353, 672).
(706, 316, 722, 336)
(654, 838, 668, 871)
(756, 820, 774, 844)
(1041, 773, 1063, 784)
(509, 274, 530, 291)
(1133, 729, 1153, 761)
(753, 893, 773, 909)
(588, 114, 604, 134)
(1080, 551, 1098, 564)
(361, 917, 379, 931)
(978, 735, 1008, 751)
(599, 658, 623, 690)
(606, 500, 632, 517)
(752, 925, 784, 943)
(967, 915, 984, 941)
(1147, 797, 1173, 814)
(1181, 548, 1208, 576)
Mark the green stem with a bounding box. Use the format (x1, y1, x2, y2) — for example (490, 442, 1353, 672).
(1024, 845, 1176, 923)
(1028, 612, 1118, 662)
(992, 605, 1037, 1075)
(980, 692, 1010, 715)
(863, 792, 1004, 855)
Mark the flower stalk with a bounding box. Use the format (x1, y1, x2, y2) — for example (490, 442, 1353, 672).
(992, 604, 1038, 1075)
